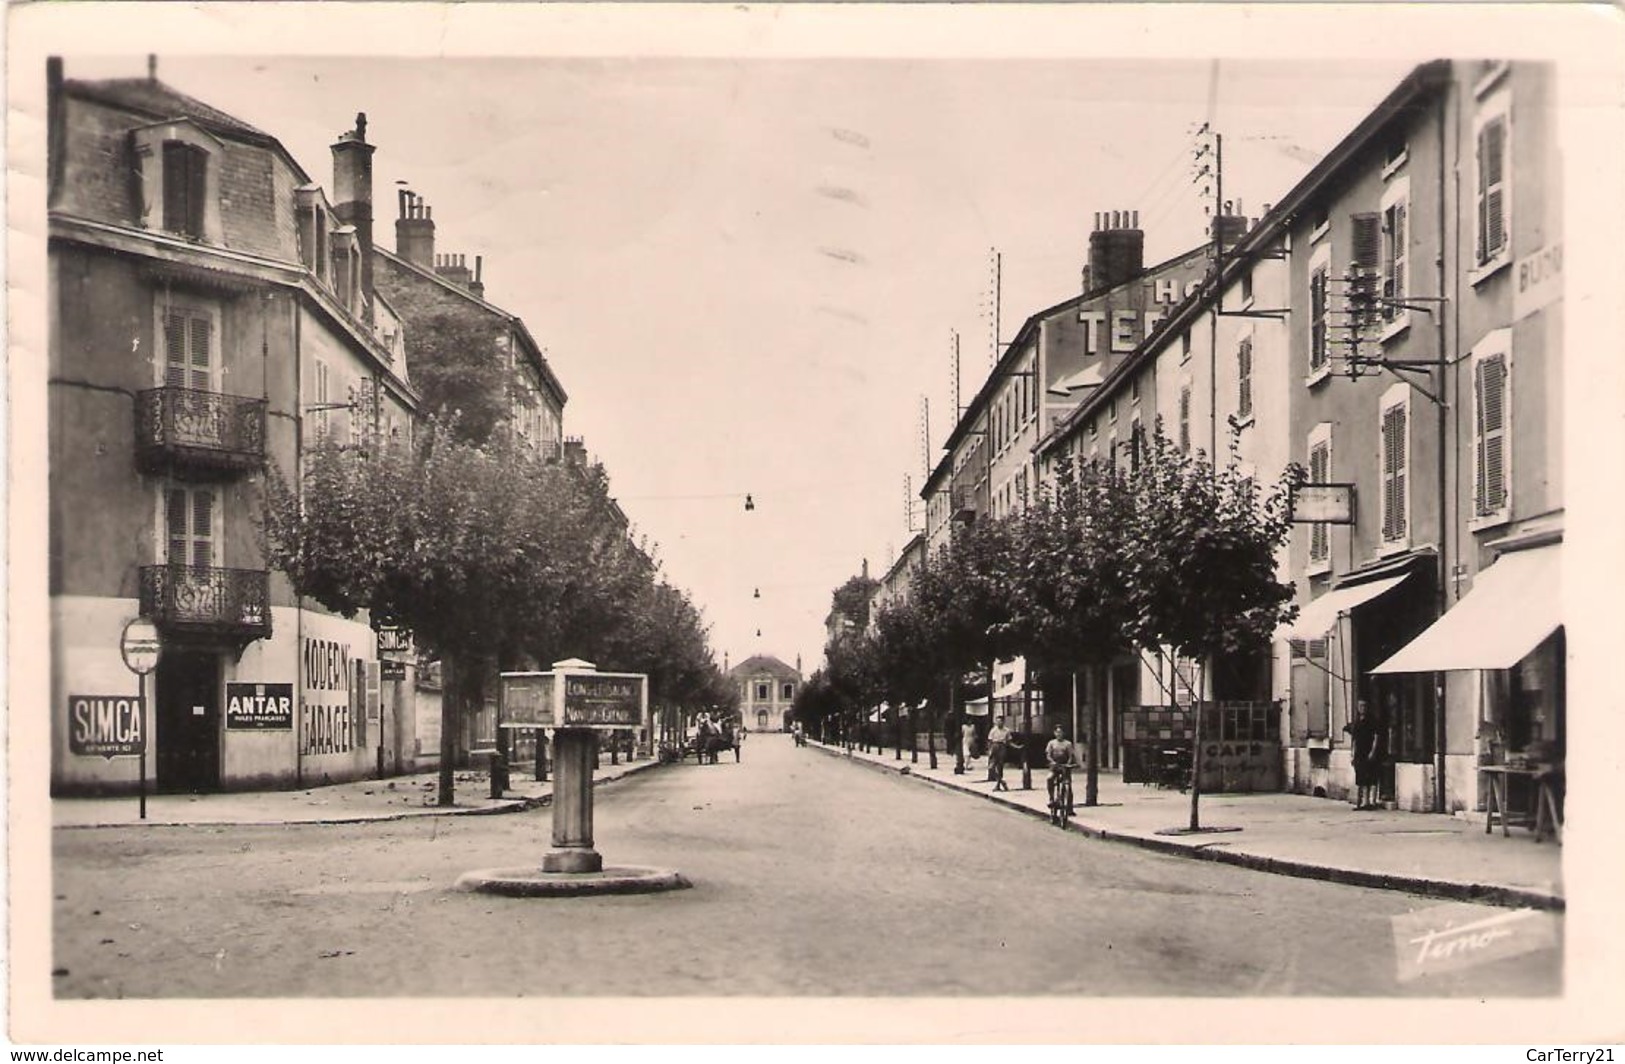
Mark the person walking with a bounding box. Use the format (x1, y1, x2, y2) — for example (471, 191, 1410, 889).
(960, 720, 977, 773)
(1343, 700, 1383, 810)
(986, 715, 1014, 791)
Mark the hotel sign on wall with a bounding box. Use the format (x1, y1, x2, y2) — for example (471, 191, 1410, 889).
(1513, 243, 1562, 322)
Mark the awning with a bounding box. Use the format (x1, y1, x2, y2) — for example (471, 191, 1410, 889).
(963, 697, 991, 718)
(1281, 573, 1410, 639)
(1372, 545, 1561, 674)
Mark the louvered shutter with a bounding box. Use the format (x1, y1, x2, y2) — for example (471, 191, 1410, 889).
(164, 311, 189, 387)
(188, 315, 211, 388)
(166, 488, 189, 564)
(1237, 338, 1253, 418)
(191, 490, 214, 568)
(162, 142, 190, 234)
(185, 145, 208, 238)
(1310, 266, 1329, 371)
(1309, 440, 1329, 562)
(1483, 119, 1506, 261)
(1382, 403, 1408, 541)
(1178, 386, 1191, 452)
(1383, 202, 1407, 320)
(1476, 354, 1509, 515)
(1350, 212, 1381, 331)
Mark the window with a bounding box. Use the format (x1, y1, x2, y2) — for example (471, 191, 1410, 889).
(1178, 383, 1192, 453)
(1240, 268, 1254, 306)
(1237, 336, 1254, 421)
(1380, 179, 1409, 328)
(162, 141, 208, 239)
(1129, 419, 1144, 472)
(161, 305, 213, 390)
(1473, 332, 1512, 521)
(1181, 331, 1192, 362)
(782, 682, 794, 700)
(1308, 245, 1331, 377)
(1308, 426, 1332, 569)
(1380, 386, 1410, 546)
(165, 485, 217, 568)
(756, 682, 770, 701)
(1086, 416, 1097, 440)
(1475, 95, 1511, 272)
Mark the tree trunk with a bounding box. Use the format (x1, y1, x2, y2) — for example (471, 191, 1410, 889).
(1188, 660, 1207, 831)
(1021, 674, 1033, 791)
(927, 703, 938, 770)
(951, 675, 963, 774)
(1083, 669, 1101, 807)
(437, 656, 458, 807)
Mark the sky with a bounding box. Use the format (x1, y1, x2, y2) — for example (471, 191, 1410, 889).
(62, 52, 1415, 675)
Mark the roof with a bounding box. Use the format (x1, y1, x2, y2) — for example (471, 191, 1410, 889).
(65, 77, 311, 183)
(376, 247, 569, 407)
(1037, 60, 1454, 456)
(727, 655, 802, 681)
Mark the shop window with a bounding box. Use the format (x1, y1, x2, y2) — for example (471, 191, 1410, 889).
(1383, 676, 1436, 764)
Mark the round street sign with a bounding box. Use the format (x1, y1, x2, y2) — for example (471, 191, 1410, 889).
(120, 618, 163, 675)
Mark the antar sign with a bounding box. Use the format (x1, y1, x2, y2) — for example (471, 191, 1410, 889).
(69, 695, 145, 758)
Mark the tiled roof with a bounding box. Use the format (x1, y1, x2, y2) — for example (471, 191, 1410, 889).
(728, 655, 801, 680)
(67, 77, 271, 141)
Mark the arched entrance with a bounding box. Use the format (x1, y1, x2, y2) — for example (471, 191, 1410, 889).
(756, 709, 769, 730)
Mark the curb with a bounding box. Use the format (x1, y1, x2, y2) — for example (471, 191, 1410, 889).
(810, 743, 1564, 913)
(53, 757, 668, 831)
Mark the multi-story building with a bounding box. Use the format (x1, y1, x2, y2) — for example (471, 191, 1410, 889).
(373, 190, 567, 456)
(729, 655, 802, 732)
(48, 61, 417, 793)
(868, 533, 925, 635)
(1033, 59, 1563, 815)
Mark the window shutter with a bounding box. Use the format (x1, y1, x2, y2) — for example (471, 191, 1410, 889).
(1476, 354, 1509, 515)
(1309, 440, 1329, 562)
(166, 488, 188, 564)
(1351, 212, 1381, 271)
(1178, 386, 1191, 452)
(1382, 403, 1408, 541)
(1484, 118, 1506, 260)
(186, 145, 208, 238)
(1350, 213, 1381, 331)
(164, 311, 189, 387)
(188, 314, 211, 389)
(1392, 202, 1407, 303)
(162, 142, 190, 234)
(1309, 265, 1329, 371)
(1238, 338, 1253, 418)
(191, 489, 214, 567)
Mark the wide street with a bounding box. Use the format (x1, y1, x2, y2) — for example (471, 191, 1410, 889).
(53, 735, 1561, 998)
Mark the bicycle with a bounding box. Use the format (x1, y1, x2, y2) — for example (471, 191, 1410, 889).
(1047, 763, 1075, 827)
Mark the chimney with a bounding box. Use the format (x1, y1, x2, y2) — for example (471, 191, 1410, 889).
(1212, 211, 1250, 254)
(47, 58, 65, 204)
(469, 255, 485, 300)
(563, 437, 587, 466)
(395, 190, 435, 269)
(1085, 208, 1145, 292)
(435, 252, 473, 289)
(331, 113, 376, 321)
(795, 654, 802, 675)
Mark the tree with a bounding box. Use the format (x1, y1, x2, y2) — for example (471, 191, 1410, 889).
(1119, 425, 1302, 830)
(260, 420, 678, 805)
(406, 314, 521, 446)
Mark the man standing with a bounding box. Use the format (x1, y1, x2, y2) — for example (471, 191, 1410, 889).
(986, 715, 1014, 791)
(1343, 700, 1382, 810)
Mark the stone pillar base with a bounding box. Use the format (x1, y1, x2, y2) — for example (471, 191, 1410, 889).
(542, 848, 604, 874)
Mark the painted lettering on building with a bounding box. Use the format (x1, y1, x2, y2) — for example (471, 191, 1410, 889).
(302, 637, 353, 755)
(1077, 278, 1203, 354)
(68, 694, 145, 758)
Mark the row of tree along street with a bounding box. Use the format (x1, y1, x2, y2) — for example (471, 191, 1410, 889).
(259, 411, 736, 805)
(795, 425, 1303, 830)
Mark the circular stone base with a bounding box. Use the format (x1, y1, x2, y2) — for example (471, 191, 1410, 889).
(455, 865, 690, 897)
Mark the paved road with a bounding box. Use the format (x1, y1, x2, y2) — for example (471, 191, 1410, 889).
(52, 735, 1560, 998)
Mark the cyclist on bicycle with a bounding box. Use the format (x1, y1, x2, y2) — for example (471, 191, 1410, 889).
(1045, 725, 1076, 809)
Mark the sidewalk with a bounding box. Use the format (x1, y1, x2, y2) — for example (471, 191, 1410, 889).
(813, 740, 1564, 911)
(51, 756, 662, 829)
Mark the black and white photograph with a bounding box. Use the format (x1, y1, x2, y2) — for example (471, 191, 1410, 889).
(7, 1, 1624, 1049)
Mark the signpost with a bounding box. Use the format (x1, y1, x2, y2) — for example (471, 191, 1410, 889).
(498, 659, 649, 874)
(118, 618, 162, 819)
(1291, 483, 1356, 525)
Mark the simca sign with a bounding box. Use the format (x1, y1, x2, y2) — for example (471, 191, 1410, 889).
(227, 683, 293, 730)
(376, 626, 412, 656)
(69, 694, 145, 758)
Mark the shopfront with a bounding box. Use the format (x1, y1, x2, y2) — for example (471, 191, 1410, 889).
(1372, 543, 1563, 832)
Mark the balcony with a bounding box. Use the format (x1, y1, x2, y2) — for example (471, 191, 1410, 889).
(139, 565, 272, 645)
(136, 387, 267, 477)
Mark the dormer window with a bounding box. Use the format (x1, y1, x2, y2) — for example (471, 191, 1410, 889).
(162, 141, 208, 239)
(132, 119, 223, 243)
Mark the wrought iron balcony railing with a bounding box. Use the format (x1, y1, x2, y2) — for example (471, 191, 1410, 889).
(136, 387, 267, 476)
(139, 565, 272, 643)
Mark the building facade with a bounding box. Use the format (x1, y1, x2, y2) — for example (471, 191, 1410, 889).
(48, 63, 417, 793)
(729, 655, 802, 732)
